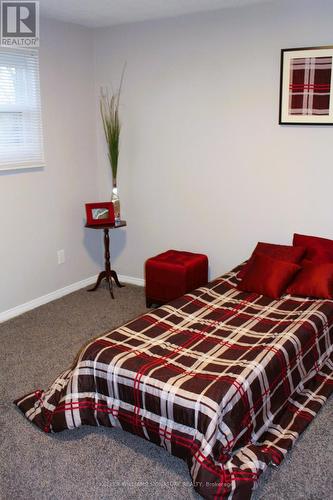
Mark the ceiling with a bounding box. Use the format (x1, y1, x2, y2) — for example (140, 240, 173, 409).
(39, 0, 273, 28)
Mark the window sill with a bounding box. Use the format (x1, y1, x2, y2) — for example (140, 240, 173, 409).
(0, 163, 45, 172)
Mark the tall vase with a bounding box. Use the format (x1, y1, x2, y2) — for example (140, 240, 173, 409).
(111, 177, 121, 222)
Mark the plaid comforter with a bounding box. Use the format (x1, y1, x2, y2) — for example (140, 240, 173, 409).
(15, 266, 333, 499)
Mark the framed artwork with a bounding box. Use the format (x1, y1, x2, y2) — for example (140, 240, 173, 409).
(85, 202, 115, 225)
(279, 45, 333, 125)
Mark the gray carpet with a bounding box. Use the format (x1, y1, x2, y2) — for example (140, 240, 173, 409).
(0, 283, 332, 500)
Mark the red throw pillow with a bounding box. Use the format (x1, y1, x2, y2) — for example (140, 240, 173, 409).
(286, 262, 333, 299)
(293, 233, 333, 263)
(238, 242, 305, 279)
(238, 254, 301, 299)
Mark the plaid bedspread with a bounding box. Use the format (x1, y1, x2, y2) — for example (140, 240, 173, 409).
(15, 266, 333, 499)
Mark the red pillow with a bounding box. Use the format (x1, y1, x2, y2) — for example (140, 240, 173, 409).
(238, 242, 305, 279)
(238, 254, 301, 299)
(286, 262, 333, 299)
(293, 233, 333, 263)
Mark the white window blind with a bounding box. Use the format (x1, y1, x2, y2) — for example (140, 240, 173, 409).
(0, 48, 44, 171)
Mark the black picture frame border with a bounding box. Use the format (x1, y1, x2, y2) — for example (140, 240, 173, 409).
(279, 45, 333, 126)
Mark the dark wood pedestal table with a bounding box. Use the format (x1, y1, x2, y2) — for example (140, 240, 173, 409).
(85, 220, 127, 299)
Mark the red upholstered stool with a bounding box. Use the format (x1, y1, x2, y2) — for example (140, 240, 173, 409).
(145, 250, 208, 307)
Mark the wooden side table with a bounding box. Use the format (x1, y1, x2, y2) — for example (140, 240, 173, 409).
(85, 221, 127, 299)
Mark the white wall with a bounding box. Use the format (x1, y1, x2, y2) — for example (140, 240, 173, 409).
(0, 18, 101, 314)
(2, 0, 333, 315)
(94, 0, 333, 281)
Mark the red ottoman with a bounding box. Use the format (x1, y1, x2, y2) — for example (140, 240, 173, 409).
(145, 250, 208, 307)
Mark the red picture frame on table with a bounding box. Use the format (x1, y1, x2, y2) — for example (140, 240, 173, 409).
(85, 202, 115, 225)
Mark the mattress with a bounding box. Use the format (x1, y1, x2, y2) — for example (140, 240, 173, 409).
(15, 265, 333, 499)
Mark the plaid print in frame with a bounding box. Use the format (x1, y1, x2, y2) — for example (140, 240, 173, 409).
(279, 45, 333, 125)
(289, 56, 332, 115)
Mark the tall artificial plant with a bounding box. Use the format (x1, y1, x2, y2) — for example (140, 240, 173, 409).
(100, 66, 125, 183)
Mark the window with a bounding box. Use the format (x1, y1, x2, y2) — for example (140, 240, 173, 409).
(0, 48, 44, 170)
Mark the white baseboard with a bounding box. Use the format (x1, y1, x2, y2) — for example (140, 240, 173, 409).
(119, 274, 144, 287)
(0, 273, 144, 324)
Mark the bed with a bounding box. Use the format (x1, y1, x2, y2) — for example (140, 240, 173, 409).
(15, 264, 333, 499)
